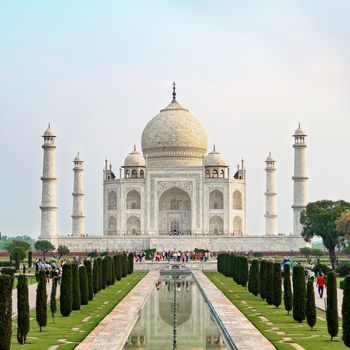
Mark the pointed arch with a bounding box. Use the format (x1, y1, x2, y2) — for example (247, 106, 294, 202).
(209, 215, 223, 235)
(108, 216, 117, 234)
(209, 190, 223, 209)
(127, 216, 140, 235)
(126, 190, 141, 209)
(108, 191, 117, 210)
(233, 190, 242, 209)
(233, 215, 242, 235)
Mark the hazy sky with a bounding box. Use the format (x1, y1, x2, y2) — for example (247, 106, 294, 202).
(1, 1, 350, 238)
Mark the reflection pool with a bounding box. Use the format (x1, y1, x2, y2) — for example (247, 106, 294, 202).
(124, 272, 228, 349)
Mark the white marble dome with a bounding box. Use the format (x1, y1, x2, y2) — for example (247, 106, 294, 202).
(205, 147, 226, 166)
(43, 125, 55, 137)
(294, 124, 306, 136)
(124, 148, 145, 167)
(141, 99, 208, 166)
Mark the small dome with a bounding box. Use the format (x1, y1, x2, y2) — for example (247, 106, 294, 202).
(205, 147, 226, 167)
(74, 152, 83, 162)
(124, 148, 145, 167)
(43, 125, 55, 137)
(266, 152, 275, 162)
(294, 124, 306, 136)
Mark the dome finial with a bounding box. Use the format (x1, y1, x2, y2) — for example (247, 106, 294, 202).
(172, 81, 176, 101)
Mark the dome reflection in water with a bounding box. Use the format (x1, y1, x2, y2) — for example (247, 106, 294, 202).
(124, 273, 227, 349)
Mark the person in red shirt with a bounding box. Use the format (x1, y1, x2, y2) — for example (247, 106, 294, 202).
(316, 273, 325, 298)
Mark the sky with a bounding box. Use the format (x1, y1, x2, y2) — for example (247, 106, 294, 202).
(0, 1, 350, 238)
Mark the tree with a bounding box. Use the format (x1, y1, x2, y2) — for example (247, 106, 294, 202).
(241, 257, 249, 288)
(306, 279, 316, 330)
(0, 274, 13, 350)
(110, 256, 116, 285)
(6, 240, 30, 261)
(273, 263, 282, 308)
(283, 264, 293, 315)
(299, 247, 324, 262)
(36, 270, 47, 332)
(84, 260, 93, 300)
(122, 252, 128, 278)
(336, 209, 350, 238)
(249, 260, 260, 296)
(300, 200, 350, 264)
(326, 271, 338, 340)
(342, 275, 350, 347)
(79, 265, 89, 305)
(114, 255, 121, 281)
(14, 250, 21, 271)
(72, 263, 81, 310)
(102, 257, 108, 289)
(260, 260, 267, 300)
(34, 240, 55, 258)
(128, 253, 134, 274)
(93, 258, 99, 294)
(57, 245, 70, 259)
(60, 263, 73, 317)
(265, 261, 274, 305)
(97, 257, 103, 290)
(28, 251, 33, 268)
(50, 278, 57, 323)
(293, 265, 306, 322)
(17, 275, 29, 344)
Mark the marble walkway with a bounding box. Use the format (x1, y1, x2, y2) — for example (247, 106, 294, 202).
(12, 279, 60, 318)
(76, 270, 159, 350)
(193, 270, 275, 350)
(314, 284, 343, 318)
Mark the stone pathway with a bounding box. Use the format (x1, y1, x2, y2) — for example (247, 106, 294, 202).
(76, 271, 158, 350)
(193, 270, 275, 350)
(12, 280, 60, 318)
(314, 284, 343, 318)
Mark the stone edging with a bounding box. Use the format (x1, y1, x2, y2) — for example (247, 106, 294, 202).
(76, 271, 159, 350)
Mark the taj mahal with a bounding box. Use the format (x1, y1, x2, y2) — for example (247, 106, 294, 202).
(39, 84, 307, 252)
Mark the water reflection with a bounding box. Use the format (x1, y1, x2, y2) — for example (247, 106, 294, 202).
(124, 274, 227, 349)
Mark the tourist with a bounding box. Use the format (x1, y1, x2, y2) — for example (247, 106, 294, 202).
(316, 273, 325, 298)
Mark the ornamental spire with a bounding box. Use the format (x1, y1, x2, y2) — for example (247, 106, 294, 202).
(172, 81, 176, 101)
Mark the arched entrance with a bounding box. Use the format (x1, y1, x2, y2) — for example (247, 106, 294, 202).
(158, 187, 191, 235)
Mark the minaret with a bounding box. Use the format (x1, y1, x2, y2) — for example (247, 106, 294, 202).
(265, 152, 278, 235)
(292, 124, 308, 235)
(71, 153, 85, 236)
(40, 124, 58, 246)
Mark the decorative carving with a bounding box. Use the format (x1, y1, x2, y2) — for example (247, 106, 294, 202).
(157, 181, 192, 194)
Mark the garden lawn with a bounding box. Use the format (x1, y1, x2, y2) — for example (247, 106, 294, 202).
(206, 272, 346, 350)
(11, 272, 146, 350)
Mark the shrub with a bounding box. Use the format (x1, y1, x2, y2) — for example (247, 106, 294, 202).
(72, 263, 81, 310)
(273, 263, 282, 308)
(145, 248, 156, 260)
(36, 270, 47, 332)
(249, 260, 259, 296)
(57, 245, 70, 259)
(17, 275, 29, 344)
(60, 263, 73, 317)
(14, 250, 21, 271)
(293, 265, 306, 322)
(1, 267, 16, 276)
(50, 278, 57, 322)
(336, 262, 350, 277)
(100, 251, 108, 257)
(97, 257, 103, 290)
(87, 251, 98, 258)
(102, 257, 108, 289)
(342, 275, 350, 347)
(128, 253, 134, 274)
(110, 256, 115, 285)
(283, 264, 293, 315)
(0, 274, 13, 350)
(122, 252, 128, 277)
(241, 257, 249, 288)
(260, 260, 267, 300)
(265, 261, 274, 305)
(93, 258, 99, 294)
(84, 260, 93, 300)
(79, 265, 89, 305)
(340, 280, 345, 290)
(313, 263, 331, 276)
(28, 251, 33, 268)
(326, 271, 338, 340)
(115, 255, 122, 281)
(306, 279, 316, 330)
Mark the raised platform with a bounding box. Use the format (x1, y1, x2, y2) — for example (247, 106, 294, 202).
(57, 235, 308, 252)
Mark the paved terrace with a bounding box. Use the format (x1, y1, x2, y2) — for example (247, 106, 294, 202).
(76, 271, 159, 350)
(193, 270, 275, 350)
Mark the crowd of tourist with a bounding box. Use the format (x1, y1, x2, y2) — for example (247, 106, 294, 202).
(133, 250, 217, 262)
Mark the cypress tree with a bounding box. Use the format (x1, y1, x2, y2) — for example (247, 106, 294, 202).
(110, 256, 116, 285)
(113, 255, 118, 279)
(326, 271, 338, 340)
(241, 257, 249, 288)
(109, 257, 114, 285)
(14, 250, 21, 271)
(248, 261, 253, 293)
(102, 257, 108, 289)
(122, 252, 128, 277)
(115, 254, 122, 281)
(283, 264, 293, 315)
(97, 257, 103, 290)
(260, 260, 267, 300)
(128, 252, 134, 274)
(0, 274, 13, 350)
(79, 265, 89, 305)
(50, 277, 57, 322)
(84, 260, 93, 300)
(342, 275, 350, 347)
(93, 258, 99, 294)
(36, 270, 47, 332)
(266, 261, 274, 305)
(273, 263, 282, 308)
(306, 279, 316, 330)
(250, 260, 260, 296)
(17, 275, 29, 344)
(60, 263, 73, 317)
(293, 265, 306, 322)
(28, 251, 33, 268)
(72, 263, 81, 310)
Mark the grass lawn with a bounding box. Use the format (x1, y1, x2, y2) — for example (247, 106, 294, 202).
(206, 272, 346, 350)
(11, 272, 146, 350)
(337, 276, 345, 288)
